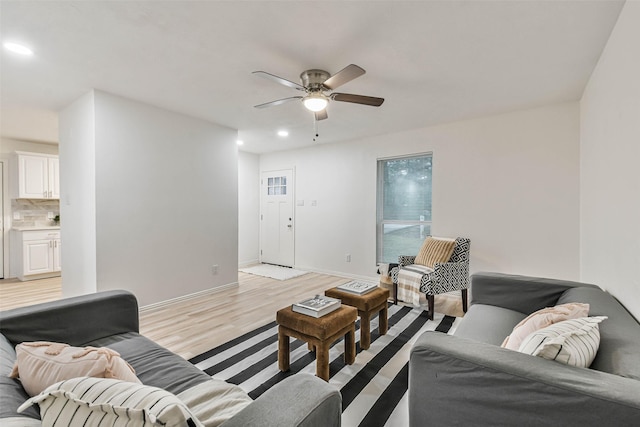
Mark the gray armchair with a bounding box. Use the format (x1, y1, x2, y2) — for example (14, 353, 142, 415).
(391, 237, 470, 319)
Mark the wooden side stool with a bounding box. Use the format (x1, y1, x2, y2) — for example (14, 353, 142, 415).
(324, 287, 389, 350)
(276, 305, 357, 381)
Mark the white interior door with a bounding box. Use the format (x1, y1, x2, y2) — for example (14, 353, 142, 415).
(260, 169, 294, 267)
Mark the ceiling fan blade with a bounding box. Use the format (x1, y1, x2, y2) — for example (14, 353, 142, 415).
(315, 110, 328, 121)
(331, 93, 384, 107)
(254, 96, 303, 109)
(252, 71, 305, 91)
(323, 64, 365, 90)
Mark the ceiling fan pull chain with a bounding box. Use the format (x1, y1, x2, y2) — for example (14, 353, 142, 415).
(313, 115, 320, 142)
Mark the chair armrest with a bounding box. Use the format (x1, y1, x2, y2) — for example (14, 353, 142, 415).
(220, 374, 341, 427)
(433, 261, 469, 289)
(409, 332, 640, 426)
(470, 272, 601, 314)
(398, 255, 416, 267)
(0, 290, 139, 346)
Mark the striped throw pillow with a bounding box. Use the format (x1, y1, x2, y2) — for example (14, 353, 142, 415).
(18, 377, 203, 427)
(517, 316, 607, 368)
(415, 237, 456, 268)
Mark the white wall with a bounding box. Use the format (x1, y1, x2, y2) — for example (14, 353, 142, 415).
(60, 90, 239, 306)
(260, 102, 580, 282)
(59, 91, 97, 297)
(238, 151, 260, 266)
(580, 1, 640, 320)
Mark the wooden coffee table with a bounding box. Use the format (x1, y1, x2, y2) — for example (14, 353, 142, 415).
(324, 286, 389, 350)
(276, 305, 357, 381)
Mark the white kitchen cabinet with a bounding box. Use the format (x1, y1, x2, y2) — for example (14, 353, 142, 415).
(53, 238, 62, 272)
(48, 157, 60, 199)
(11, 229, 61, 281)
(13, 152, 60, 199)
(23, 239, 54, 275)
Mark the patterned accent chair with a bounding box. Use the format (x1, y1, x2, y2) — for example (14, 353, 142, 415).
(390, 237, 470, 320)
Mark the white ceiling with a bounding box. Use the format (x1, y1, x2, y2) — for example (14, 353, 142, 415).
(0, 1, 624, 153)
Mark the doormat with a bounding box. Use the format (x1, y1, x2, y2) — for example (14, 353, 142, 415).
(239, 264, 308, 281)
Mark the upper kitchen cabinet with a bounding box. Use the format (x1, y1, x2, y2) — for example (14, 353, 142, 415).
(12, 152, 60, 199)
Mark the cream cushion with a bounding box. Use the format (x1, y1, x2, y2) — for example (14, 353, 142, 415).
(501, 303, 590, 351)
(518, 316, 607, 367)
(176, 379, 252, 427)
(415, 237, 456, 268)
(10, 341, 140, 396)
(18, 377, 203, 427)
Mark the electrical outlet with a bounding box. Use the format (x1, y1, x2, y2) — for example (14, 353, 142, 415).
(211, 265, 219, 275)
(13, 211, 21, 220)
(345, 254, 351, 263)
(47, 212, 55, 219)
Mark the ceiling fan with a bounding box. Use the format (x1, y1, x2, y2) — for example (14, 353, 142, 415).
(252, 64, 384, 121)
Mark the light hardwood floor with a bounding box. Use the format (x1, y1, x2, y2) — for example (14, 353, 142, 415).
(0, 272, 352, 359)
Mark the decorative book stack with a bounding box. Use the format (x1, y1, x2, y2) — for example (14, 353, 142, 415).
(292, 295, 341, 318)
(336, 281, 378, 295)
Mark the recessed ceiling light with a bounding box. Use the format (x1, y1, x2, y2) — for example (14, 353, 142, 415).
(277, 130, 289, 137)
(236, 140, 244, 146)
(3, 42, 33, 56)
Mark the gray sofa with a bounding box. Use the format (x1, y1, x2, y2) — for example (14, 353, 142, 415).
(0, 290, 342, 427)
(409, 272, 640, 426)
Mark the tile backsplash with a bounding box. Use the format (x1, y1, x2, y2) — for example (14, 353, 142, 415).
(12, 199, 60, 228)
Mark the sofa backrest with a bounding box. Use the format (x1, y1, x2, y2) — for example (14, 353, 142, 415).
(557, 287, 640, 380)
(0, 290, 139, 347)
(470, 272, 600, 315)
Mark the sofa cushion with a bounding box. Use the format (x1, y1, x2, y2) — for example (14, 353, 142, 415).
(86, 332, 211, 395)
(415, 237, 456, 268)
(19, 377, 203, 427)
(518, 316, 607, 367)
(501, 303, 590, 350)
(10, 341, 141, 396)
(557, 287, 640, 380)
(454, 304, 527, 346)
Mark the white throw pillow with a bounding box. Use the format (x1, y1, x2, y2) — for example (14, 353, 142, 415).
(18, 377, 203, 427)
(518, 316, 607, 368)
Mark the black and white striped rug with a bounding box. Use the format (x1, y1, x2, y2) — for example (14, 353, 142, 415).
(189, 304, 460, 427)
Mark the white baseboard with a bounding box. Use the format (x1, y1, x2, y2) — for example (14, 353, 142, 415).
(139, 282, 238, 312)
(294, 265, 380, 284)
(238, 259, 260, 268)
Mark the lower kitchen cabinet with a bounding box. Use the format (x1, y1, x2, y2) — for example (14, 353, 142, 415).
(12, 229, 61, 281)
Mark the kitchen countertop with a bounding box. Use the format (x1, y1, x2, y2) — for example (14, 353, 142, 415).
(12, 226, 61, 231)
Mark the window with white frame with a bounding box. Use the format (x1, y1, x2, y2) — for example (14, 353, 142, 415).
(377, 153, 433, 263)
(267, 176, 287, 195)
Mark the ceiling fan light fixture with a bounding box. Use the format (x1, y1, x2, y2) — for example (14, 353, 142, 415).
(302, 93, 328, 112)
(3, 41, 33, 56)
